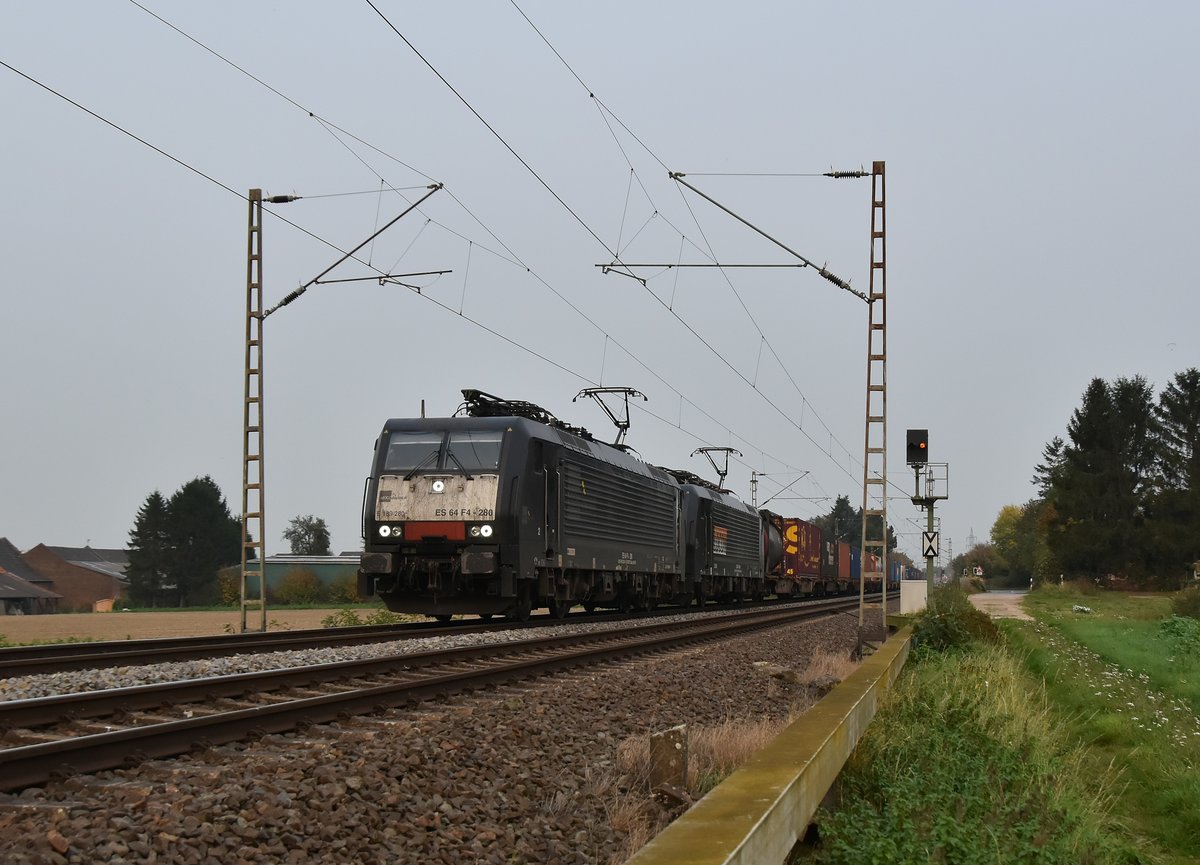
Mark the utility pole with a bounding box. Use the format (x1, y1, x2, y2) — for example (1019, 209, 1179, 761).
(591, 163, 879, 630)
(859, 161, 888, 637)
(241, 189, 267, 633)
(240, 184, 446, 633)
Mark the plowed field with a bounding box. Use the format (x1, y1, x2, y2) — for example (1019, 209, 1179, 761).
(0, 608, 344, 644)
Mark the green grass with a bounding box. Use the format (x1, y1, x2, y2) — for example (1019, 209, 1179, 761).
(1008, 585, 1200, 861)
(1023, 585, 1200, 712)
(802, 641, 1138, 865)
(797, 582, 1200, 864)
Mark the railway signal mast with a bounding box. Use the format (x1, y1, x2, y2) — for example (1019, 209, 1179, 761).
(906, 428, 948, 597)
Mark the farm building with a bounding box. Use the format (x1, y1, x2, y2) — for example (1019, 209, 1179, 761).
(22, 545, 129, 613)
(0, 538, 61, 615)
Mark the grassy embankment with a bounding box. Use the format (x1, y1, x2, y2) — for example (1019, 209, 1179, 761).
(1016, 585, 1200, 861)
(799, 584, 1200, 865)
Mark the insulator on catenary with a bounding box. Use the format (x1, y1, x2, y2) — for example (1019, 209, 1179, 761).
(819, 267, 851, 290)
(823, 170, 869, 179)
(265, 194, 300, 203)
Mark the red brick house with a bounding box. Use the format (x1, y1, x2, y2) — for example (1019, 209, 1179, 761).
(22, 545, 129, 613)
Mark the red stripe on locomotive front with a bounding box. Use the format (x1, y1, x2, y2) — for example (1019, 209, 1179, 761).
(405, 521, 467, 541)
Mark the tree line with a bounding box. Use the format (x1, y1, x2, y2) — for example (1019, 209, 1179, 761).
(125, 483, 337, 608)
(809, 494, 901, 556)
(125, 476, 244, 607)
(988, 368, 1199, 588)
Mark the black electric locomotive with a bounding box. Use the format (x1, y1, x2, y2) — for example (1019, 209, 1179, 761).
(358, 390, 694, 619)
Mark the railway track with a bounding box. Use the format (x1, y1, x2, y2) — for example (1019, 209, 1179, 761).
(0, 597, 862, 792)
(0, 617, 532, 678)
(0, 594, 881, 678)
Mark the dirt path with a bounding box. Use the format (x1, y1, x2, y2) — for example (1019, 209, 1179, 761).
(969, 591, 1034, 621)
(0, 608, 348, 644)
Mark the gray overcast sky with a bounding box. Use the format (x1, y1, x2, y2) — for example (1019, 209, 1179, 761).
(2, 2, 1196, 565)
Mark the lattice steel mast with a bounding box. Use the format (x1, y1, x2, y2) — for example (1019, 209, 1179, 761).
(859, 162, 887, 632)
(241, 189, 267, 633)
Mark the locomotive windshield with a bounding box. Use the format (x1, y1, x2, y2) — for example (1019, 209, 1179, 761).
(381, 429, 504, 474)
(446, 430, 503, 471)
(382, 432, 444, 474)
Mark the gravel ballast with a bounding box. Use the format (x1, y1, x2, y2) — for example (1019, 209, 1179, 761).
(0, 609, 877, 864)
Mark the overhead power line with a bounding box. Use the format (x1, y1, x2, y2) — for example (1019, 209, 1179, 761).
(114, 4, 826, 494)
(23, 10, 895, 514)
(502, 2, 872, 497)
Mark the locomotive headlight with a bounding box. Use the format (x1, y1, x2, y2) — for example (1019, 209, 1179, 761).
(378, 525, 391, 537)
(431, 479, 446, 493)
(469, 526, 481, 538)
(479, 524, 493, 538)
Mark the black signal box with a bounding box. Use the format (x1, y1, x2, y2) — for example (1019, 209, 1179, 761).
(906, 429, 929, 464)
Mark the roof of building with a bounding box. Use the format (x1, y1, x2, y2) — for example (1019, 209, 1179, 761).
(0, 566, 62, 600)
(0, 538, 51, 584)
(41, 545, 130, 582)
(266, 553, 361, 566)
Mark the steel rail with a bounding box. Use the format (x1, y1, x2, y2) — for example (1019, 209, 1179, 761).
(0, 618, 527, 677)
(0, 598, 857, 792)
(0, 594, 883, 678)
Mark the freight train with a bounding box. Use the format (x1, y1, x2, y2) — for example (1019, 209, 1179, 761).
(357, 390, 895, 620)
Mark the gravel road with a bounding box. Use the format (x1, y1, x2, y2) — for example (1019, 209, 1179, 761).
(968, 590, 1034, 620)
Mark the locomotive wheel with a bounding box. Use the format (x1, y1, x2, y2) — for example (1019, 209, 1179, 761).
(582, 601, 596, 613)
(434, 614, 453, 624)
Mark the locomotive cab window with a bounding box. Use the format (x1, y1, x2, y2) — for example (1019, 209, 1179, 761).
(382, 432, 444, 474)
(446, 431, 504, 472)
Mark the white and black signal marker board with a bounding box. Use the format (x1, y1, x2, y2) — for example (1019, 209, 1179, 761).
(922, 531, 939, 558)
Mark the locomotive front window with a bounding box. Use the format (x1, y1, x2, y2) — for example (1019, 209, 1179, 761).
(446, 431, 504, 472)
(382, 432, 444, 474)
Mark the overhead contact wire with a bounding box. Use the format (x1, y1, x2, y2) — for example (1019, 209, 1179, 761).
(506, 1, 867, 492)
(117, 3, 842, 493)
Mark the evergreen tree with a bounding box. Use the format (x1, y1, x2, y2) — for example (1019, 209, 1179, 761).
(126, 491, 171, 607)
(1033, 436, 1065, 497)
(1156, 367, 1200, 491)
(1043, 376, 1158, 579)
(165, 476, 242, 606)
(1147, 368, 1200, 583)
(282, 515, 332, 556)
(811, 495, 857, 542)
(811, 494, 897, 552)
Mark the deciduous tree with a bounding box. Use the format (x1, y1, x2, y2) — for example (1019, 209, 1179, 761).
(990, 504, 1023, 576)
(283, 515, 332, 556)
